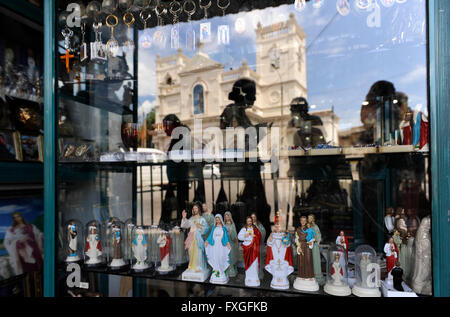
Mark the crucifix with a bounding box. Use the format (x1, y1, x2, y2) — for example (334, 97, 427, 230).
(60, 50, 75, 74)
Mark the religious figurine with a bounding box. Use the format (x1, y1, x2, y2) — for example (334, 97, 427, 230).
(411, 216, 432, 295)
(131, 227, 149, 271)
(238, 216, 262, 287)
(274, 210, 282, 226)
(400, 110, 413, 145)
(384, 207, 395, 234)
(66, 221, 80, 262)
(335, 230, 349, 255)
(156, 231, 174, 273)
(180, 203, 210, 281)
(293, 216, 319, 292)
(394, 208, 408, 240)
(109, 224, 126, 268)
(412, 111, 429, 151)
(265, 224, 294, 290)
(324, 248, 351, 296)
(250, 212, 266, 280)
(201, 202, 215, 240)
(307, 214, 324, 284)
(85, 224, 103, 265)
(384, 237, 399, 275)
(170, 226, 188, 266)
(223, 211, 238, 278)
(205, 214, 231, 284)
(391, 264, 405, 292)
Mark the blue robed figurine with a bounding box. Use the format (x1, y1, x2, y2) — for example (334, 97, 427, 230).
(205, 214, 231, 284)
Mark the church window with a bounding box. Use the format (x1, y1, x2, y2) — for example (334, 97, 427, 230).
(193, 84, 205, 115)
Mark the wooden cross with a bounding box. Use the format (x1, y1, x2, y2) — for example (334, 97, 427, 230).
(60, 49, 75, 74)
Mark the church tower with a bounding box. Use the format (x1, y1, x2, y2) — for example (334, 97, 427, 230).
(254, 12, 307, 120)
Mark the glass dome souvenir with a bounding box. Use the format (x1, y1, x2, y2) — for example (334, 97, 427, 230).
(148, 225, 161, 264)
(352, 245, 381, 297)
(130, 226, 150, 272)
(169, 226, 188, 266)
(324, 244, 351, 296)
(107, 219, 127, 269)
(64, 219, 83, 263)
(155, 229, 175, 274)
(124, 218, 136, 265)
(84, 220, 104, 266)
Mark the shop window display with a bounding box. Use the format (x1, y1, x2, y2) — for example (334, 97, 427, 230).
(53, 0, 433, 297)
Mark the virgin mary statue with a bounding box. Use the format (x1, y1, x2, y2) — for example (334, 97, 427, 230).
(205, 214, 231, 284)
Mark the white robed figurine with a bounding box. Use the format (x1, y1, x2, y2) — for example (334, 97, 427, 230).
(265, 224, 294, 290)
(132, 228, 148, 271)
(180, 204, 210, 281)
(66, 223, 80, 262)
(331, 252, 344, 286)
(205, 214, 231, 284)
(85, 226, 102, 265)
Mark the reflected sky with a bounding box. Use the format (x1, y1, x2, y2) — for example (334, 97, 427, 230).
(137, 0, 427, 132)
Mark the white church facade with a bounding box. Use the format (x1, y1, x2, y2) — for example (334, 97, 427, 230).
(153, 13, 339, 152)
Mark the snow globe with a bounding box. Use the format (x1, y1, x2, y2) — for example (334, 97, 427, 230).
(130, 225, 150, 272)
(352, 244, 381, 297)
(64, 219, 83, 263)
(107, 219, 127, 269)
(324, 244, 351, 296)
(84, 220, 104, 266)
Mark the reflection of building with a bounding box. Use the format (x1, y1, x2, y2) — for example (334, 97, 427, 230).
(153, 13, 339, 151)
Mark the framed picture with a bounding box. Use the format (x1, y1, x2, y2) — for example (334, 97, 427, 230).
(19, 133, 43, 162)
(0, 130, 21, 161)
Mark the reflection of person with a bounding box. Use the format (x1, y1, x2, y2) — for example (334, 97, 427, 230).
(181, 204, 209, 273)
(238, 216, 262, 287)
(205, 214, 231, 284)
(4, 212, 43, 275)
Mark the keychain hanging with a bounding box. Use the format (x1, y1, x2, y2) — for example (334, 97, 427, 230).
(155, 2, 168, 26)
(184, 0, 196, 51)
(169, 0, 182, 49)
(91, 22, 107, 61)
(123, 12, 135, 52)
(217, 0, 230, 17)
(199, 0, 212, 19)
(139, 8, 153, 48)
(60, 26, 75, 73)
(80, 22, 88, 62)
(105, 14, 119, 56)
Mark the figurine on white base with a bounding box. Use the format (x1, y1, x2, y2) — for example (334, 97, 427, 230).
(352, 245, 381, 297)
(180, 204, 210, 282)
(205, 214, 231, 284)
(324, 247, 351, 296)
(156, 231, 174, 273)
(265, 224, 294, 290)
(85, 223, 103, 265)
(238, 216, 262, 287)
(131, 227, 149, 271)
(66, 220, 81, 262)
(109, 223, 126, 268)
(293, 216, 319, 292)
(335, 230, 349, 278)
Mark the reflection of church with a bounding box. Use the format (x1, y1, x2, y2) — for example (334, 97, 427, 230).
(153, 13, 339, 152)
